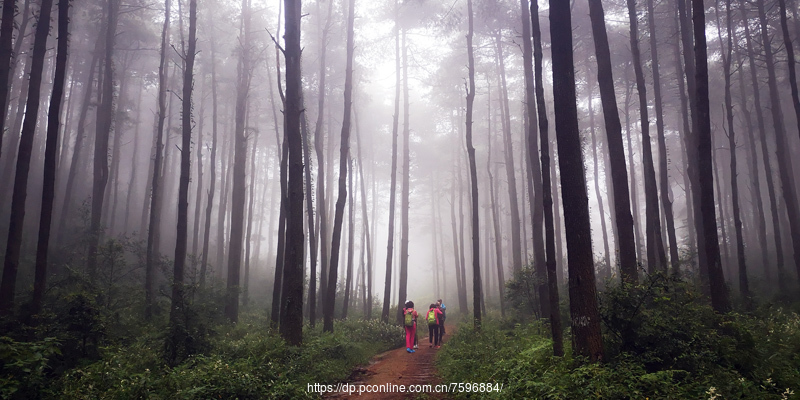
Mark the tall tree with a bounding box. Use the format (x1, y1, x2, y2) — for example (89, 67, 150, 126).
(647, 0, 680, 273)
(714, 0, 748, 298)
(774, 0, 800, 282)
(324, 0, 355, 333)
(693, 0, 730, 313)
(625, 0, 668, 273)
(494, 33, 523, 274)
(167, 0, 196, 366)
(381, 0, 401, 323)
(520, 0, 547, 315)
(396, 29, 411, 325)
(756, 0, 800, 287)
(549, 0, 603, 361)
(0, 0, 15, 158)
(31, 0, 70, 316)
(279, 0, 304, 346)
(465, 0, 481, 329)
(355, 111, 373, 319)
(87, 0, 119, 281)
(313, 0, 333, 318)
(145, 0, 171, 319)
(226, 0, 253, 324)
(200, 25, 220, 288)
(741, 0, 783, 288)
(0, 0, 55, 314)
(584, 0, 639, 283)
(531, 0, 564, 356)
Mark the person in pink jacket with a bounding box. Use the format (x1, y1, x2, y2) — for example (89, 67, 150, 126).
(403, 300, 418, 353)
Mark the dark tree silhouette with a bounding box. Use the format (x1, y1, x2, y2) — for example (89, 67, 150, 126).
(0, 0, 55, 314)
(549, 0, 603, 361)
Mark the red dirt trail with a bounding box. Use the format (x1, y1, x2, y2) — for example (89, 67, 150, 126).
(324, 324, 454, 400)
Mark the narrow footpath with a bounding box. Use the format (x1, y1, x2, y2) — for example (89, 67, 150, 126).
(325, 324, 454, 400)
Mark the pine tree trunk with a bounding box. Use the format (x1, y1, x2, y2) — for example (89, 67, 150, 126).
(314, 0, 333, 317)
(550, 0, 603, 361)
(167, 0, 196, 365)
(0, 0, 16, 159)
(494, 33, 523, 274)
(714, 0, 749, 297)
(586, 75, 611, 278)
(145, 0, 170, 319)
(647, 0, 680, 273)
(225, 0, 253, 324)
(693, 0, 731, 313)
(487, 85, 506, 317)
(520, 0, 546, 316)
(396, 29, 411, 325)
(531, 0, 563, 355)
(624, 0, 668, 273)
(30, 0, 68, 316)
(355, 110, 373, 319)
(200, 30, 220, 288)
(465, 0, 481, 330)
(279, 0, 305, 346)
(381, 0, 401, 324)
(673, 0, 695, 266)
(756, 0, 793, 288)
(324, 0, 355, 333)
(342, 159, 355, 318)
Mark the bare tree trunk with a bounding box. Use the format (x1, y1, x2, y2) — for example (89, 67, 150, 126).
(693, 0, 730, 313)
(465, 0, 481, 330)
(396, 29, 411, 325)
(243, 121, 257, 307)
(279, 0, 305, 347)
(549, 0, 603, 361)
(520, 0, 546, 317)
(324, 0, 355, 333)
(191, 90, 205, 260)
(30, 0, 68, 316)
(736, 48, 769, 286)
(530, 0, 563, 355)
(167, 0, 196, 365)
(494, 33, 522, 274)
(779, 0, 800, 146)
(342, 159, 355, 318)
(225, 0, 253, 324)
(381, 0, 401, 323)
(355, 109, 373, 318)
(647, 0, 680, 273)
(145, 0, 170, 319)
(0, 0, 16, 159)
(487, 83, 506, 317)
(674, 0, 695, 265)
(58, 48, 99, 243)
(624, 0, 668, 273)
(457, 140, 468, 314)
(586, 74, 611, 278)
(86, 0, 119, 282)
(314, 0, 333, 318)
(756, 0, 793, 288)
(200, 29, 219, 288)
(714, 0, 749, 297)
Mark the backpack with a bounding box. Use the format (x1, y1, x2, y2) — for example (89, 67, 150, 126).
(404, 309, 414, 327)
(427, 309, 437, 325)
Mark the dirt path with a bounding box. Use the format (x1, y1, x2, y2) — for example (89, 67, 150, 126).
(325, 324, 453, 400)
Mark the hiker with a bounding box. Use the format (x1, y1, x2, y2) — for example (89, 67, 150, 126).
(403, 300, 418, 353)
(437, 299, 447, 336)
(426, 303, 444, 348)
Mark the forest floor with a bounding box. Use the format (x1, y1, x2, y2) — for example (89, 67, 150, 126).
(325, 324, 454, 400)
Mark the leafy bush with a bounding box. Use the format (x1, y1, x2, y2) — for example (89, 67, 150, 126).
(438, 275, 800, 399)
(0, 337, 61, 399)
(54, 316, 403, 399)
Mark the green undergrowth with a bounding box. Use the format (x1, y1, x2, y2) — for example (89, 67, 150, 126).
(5, 315, 403, 400)
(438, 276, 800, 399)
